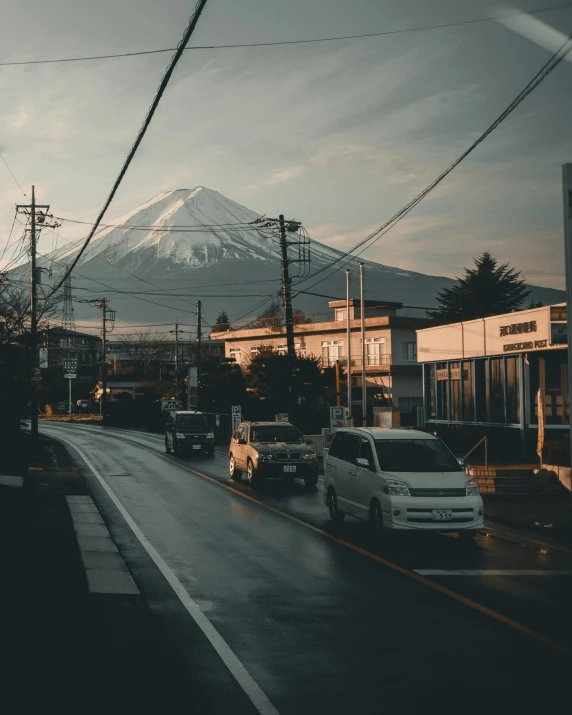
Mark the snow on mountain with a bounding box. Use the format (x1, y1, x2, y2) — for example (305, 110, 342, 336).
(54, 186, 344, 270)
(23, 186, 565, 327)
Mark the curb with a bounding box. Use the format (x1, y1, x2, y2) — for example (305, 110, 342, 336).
(66, 495, 141, 602)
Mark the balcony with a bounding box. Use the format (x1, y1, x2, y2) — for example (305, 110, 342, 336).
(321, 354, 392, 371)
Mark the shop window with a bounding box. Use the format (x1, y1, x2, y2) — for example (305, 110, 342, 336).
(426, 364, 437, 420)
(475, 360, 487, 422)
(490, 358, 505, 423)
(462, 361, 474, 422)
(436, 362, 448, 420)
(450, 362, 461, 421)
(506, 356, 520, 425)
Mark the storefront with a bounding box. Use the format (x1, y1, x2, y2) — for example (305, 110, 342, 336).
(416, 304, 567, 460)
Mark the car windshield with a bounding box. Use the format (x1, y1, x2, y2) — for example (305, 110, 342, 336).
(176, 415, 209, 429)
(250, 426, 304, 443)
(374, 439, 462, 473)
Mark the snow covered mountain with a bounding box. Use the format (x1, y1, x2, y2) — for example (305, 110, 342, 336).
(17, 186, 564, 329)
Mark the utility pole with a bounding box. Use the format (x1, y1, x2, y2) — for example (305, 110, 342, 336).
(346, 269, 352, 424)
(16, 187, 52, 444)
(278, 215, 296, 362)
(80, 299, 116, 419)
(196, 301, 202, 410)
(360, 262, 367, 426)
(562, 163, 572, 502)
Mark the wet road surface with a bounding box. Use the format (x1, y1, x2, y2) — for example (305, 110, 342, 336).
(42, 423, 572, 715)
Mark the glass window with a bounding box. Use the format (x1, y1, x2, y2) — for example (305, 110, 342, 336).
(335, 309, 346, 322)
(340, 433, 361, 464)
(490, 358, 505, 423)
(426, 364, 437, 420)
(358, 438, 375, 469)
(375, 439, 462, 473)
(401, 342, 417, 361)
(176, 414, 209, 429)
(436, 362, 448, 420)
(450, 362, 461, 421)
(321, 341, 343, 367)
(250, 425, 304, 444)
(506, 357, 520, 424)
(462, 361, 474, 422)
(475, 360, 487, 422)
(328, 432, 345, 458)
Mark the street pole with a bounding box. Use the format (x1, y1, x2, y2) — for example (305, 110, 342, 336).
(196, 301, 202, 410)
(279, 215, 296, 361)
(99, 299, 108, 420)
(360, 262, 367, 426)
(30, 186, 38, 442)
(346, 269, 352, 424)
(174, 321, 179, 395)
(68, 377, 72, 423)
(562, 163, 572, 500)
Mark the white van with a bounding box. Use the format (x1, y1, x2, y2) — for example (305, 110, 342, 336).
(323, 428, 484, 540)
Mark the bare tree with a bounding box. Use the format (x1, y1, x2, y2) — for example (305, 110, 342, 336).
(0, 281, 63, 340)
(115, 329, 171, 379)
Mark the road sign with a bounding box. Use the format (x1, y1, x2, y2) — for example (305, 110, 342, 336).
(64, 374, 76, 379)
(161, 399, 182, 412)
(330, 406, 348, 431)
(275, 413, 289, 423)
(231, 405, 241, 431)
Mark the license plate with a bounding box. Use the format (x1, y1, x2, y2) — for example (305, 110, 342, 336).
(193, 444, 201, 450)
(432, 510, 452, 521)
(284, 465, 296, 473)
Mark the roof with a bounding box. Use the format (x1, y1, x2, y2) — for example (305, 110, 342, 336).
(98, 381, 141, 389)
(339, 427, 436, 440)
(171, 410, 204, 415)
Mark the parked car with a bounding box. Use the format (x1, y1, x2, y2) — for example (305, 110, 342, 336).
(165, 410, 215, 457)
(324, 427, 484, 540)
(229, 421, 318, 488)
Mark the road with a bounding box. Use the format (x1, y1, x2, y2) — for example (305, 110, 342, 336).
(42, 422, 572, 715)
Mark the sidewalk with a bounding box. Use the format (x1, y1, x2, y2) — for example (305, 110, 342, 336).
(0, 435, 189, 711)
(484, 498, 572, 549)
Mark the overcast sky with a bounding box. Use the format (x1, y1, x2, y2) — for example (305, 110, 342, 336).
(1, 0, 570, 289)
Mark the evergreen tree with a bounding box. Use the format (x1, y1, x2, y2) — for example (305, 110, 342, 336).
(212, 310, 230, 332)
(431, 252, 530, 323)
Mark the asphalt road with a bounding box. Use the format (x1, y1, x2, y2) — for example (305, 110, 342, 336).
(42, 422, 572, 715)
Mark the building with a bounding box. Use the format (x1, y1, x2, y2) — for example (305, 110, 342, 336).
(105, 338, 224, 378)
(213, 300, 434, 425)
(38, 326, 101, 374)
(416, 303, 567, 460)
(94, 380, 142, 401)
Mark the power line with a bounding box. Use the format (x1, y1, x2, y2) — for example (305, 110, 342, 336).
(0, 151, 27, 196)
(1, 3, 571, 67)
(45, 0, 210, 300)
(0, 213, 18, 266)
(293, 32, 572, 295)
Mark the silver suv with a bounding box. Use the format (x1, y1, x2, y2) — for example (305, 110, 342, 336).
(229, 421, 318, 488)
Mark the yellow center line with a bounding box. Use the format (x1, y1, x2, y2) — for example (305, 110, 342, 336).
(48, 425, 572, 658)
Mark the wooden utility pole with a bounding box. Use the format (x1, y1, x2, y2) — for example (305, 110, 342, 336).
(16, 187, 51, 444)
(196, 301, 202, 409)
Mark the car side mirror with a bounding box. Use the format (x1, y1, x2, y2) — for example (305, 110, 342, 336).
(356, 457, 369, 468)
(238, 438, 247, 445)
(306, 438, 313, 445)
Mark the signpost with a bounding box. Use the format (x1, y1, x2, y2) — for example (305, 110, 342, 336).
(231, 405, 241, 433)
(187, 366, 198, 410)
(329, 406, 348, 431)
(62, 358, 77, 422)
(275, 413, 289, 423)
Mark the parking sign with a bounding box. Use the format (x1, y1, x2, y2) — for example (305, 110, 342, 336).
(329, 406, 348, 431)
(231, 405, 241, 432)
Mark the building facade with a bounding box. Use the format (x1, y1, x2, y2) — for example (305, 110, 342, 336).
(39, 327, 101, 370)
(416, 304, 567, 460)
(213, 300, 434, 425)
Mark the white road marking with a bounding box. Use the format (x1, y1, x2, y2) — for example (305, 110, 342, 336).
(414, 569, 572, 577)
(54, 431, 281, 715)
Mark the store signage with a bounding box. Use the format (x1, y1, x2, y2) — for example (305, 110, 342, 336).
(503, 339, 548, 353)
(499, 320, 537, 337)
(436, 368, 465, 380)
(550, 322, 567, 346)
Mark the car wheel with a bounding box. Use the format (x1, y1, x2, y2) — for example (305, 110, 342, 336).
(165, 439, 171, 454)
(229, 454, 242, 480)
(370, 500, 384, 537)
(246, 459, 260, 487)
(458, 530, 478, 541)
(327, 488, 345, 523)
(304, 474, 318, 490)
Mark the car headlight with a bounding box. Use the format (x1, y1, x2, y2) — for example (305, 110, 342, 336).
(466, 479, 480, 496)
(176, 433, 186, 439)
(383, 480, 411, 496)
(207, 432, 214, 439)
(257, 453, 273, 461)
(303, 453, 318, 461)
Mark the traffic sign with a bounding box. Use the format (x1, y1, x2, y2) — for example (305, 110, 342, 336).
(64, 374, 76, 379)
(231, 405, 241, 431)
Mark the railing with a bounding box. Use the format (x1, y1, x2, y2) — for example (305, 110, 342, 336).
(462, 436, 488, 469)
(321, 354, 392, 369)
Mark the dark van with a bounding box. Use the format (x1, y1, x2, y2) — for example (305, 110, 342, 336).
(165, 410, 215, 457)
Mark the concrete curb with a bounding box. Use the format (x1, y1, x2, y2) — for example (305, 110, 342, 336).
(67, 495, 141, 600)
